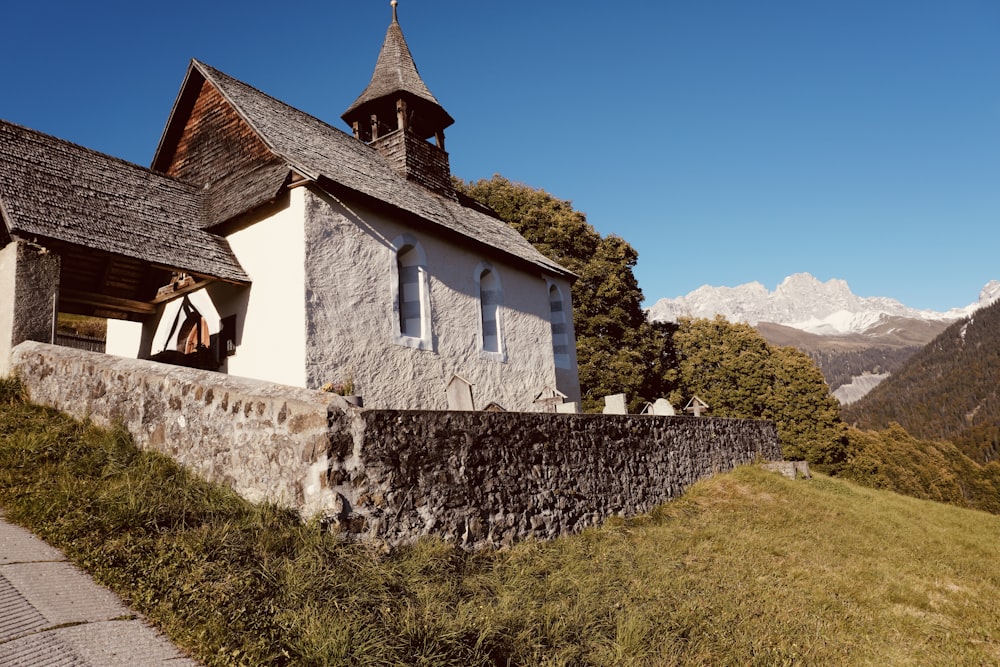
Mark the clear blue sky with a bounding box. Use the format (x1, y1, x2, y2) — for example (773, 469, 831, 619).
(3, 1, 997, 311)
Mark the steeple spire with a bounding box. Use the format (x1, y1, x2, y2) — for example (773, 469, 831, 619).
(342, 1, 456, 198)
(341, 0, 453, 145)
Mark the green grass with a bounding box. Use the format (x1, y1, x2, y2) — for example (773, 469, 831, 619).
(1, 381, 999, 665)
(56, 313, 107, 338)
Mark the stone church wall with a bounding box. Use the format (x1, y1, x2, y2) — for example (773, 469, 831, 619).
(10, 342, 781, 550)
(301, 187, 581, 411)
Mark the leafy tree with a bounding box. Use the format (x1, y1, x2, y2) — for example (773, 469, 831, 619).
(669, 316, 848, 469)
(770, 345, 849, 467)
(456, 175, 672, 412)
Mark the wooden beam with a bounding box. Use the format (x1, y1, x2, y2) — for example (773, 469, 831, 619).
(60, 289, 157, 316)
(152, 276, 212, 304)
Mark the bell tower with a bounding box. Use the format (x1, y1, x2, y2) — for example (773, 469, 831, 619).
(342, 1, 456, 198)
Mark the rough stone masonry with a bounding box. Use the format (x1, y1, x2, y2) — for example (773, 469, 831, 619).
(11, 342, 781, 549)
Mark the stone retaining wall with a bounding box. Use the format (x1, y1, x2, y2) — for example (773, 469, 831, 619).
(328, 410, 781, 548)
(10, 341, 345, 516)
(11, 342, 782, 549)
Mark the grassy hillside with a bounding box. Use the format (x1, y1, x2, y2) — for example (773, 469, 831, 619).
(1, 382, 999, 665)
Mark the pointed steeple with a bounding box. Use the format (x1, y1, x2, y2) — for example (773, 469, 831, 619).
(342, 1, 454, 146)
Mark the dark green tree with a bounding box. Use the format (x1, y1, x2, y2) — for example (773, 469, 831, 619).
(670, 316, 848, 469)
(456, 175, 672, 412)
(770, 345, 849, 467)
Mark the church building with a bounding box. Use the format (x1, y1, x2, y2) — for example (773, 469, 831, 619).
(0, 3, 580, 411)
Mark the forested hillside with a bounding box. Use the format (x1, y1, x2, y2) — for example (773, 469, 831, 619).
(843, 299, 1000, 463)
(754, 321, 946, 394)
(804, 346, 921, 392)
(842, 424, 1000, 513)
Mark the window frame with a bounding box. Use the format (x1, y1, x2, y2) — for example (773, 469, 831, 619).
(474, 261, 507, 362)
(389, 234, 434, 351)
(547, 281, 571, 369)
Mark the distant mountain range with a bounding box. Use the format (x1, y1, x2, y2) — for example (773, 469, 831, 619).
(647, 273, 1000, 403)
(647, 273, 1000, 335)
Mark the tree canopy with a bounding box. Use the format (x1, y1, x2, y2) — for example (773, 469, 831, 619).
(669, 316, 848, 469)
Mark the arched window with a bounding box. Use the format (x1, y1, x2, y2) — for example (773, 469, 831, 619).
(397, 245, 423, 337)
(548, 283, 570, 368)
(390, 235, 433, 350)
(475, 263, 505, 360)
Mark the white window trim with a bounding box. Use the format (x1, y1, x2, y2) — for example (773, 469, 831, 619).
(389, 234, 434, 351)
(474, 261, 507, 363)
(547, 280, 571, 369)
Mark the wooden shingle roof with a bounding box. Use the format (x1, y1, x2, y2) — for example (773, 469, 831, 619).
(0, 119, 249, 285)
(155, 60, 572, 279)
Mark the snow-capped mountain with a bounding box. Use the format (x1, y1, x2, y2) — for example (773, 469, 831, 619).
(647, 273, 1000, 336)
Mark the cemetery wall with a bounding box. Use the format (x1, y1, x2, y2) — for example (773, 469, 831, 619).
(11, 342, 782, 549)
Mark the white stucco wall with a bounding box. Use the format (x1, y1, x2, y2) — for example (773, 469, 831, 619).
(300, 187, 580, 411)
(105, 319, 143, 357)
(108, 189, 309, 388)
(102, 184, 581, 409)
(210, 188, 308, 387)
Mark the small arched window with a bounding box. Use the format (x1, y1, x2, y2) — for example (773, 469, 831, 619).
(477, 265, 503, 357)
(548, 283, 570, 369)
(391, 235, 433, 351)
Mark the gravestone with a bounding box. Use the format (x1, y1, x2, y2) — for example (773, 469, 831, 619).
(533, 386, 568, 413)
(446, 375, 475, 411)
(602, 393, 628, 415)
(641, 398, 675, 416)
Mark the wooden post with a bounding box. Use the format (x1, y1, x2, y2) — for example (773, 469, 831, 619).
(396, 98, 408, 132)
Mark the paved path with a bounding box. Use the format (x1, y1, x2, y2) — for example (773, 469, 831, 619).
(0, 512, 199, 666)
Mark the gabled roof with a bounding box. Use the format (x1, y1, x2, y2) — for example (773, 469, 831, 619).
(153, 60, 572, 279)
(341, 6, 454, 134)
(0, 119, 249, 285)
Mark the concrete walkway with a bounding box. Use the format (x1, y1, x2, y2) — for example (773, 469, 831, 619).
(0, 512, 199, 666)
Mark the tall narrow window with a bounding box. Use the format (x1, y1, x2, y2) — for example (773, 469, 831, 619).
(390, 235, 433, 351)
(397, 245, 422, 338)
(479, 267, 501, 354)
(549, 284, 570, 368)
